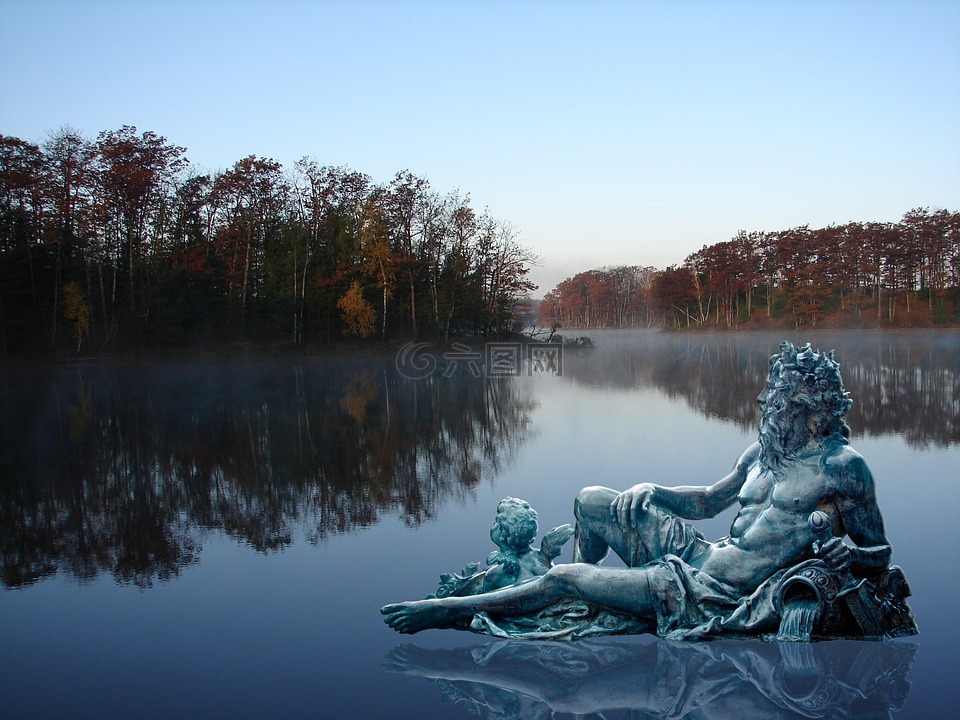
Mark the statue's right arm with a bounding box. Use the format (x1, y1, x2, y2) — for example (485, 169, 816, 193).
(612, 443, 757, 526)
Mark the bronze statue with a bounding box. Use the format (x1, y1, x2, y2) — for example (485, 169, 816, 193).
(382, 342, 917, 641)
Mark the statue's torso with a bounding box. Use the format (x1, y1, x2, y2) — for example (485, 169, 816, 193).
(694, 451, 839, 592)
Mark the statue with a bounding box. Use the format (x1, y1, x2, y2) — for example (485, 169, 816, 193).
(381, 342, 917, 641)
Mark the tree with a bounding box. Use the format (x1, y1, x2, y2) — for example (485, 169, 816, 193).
(608, 265, 656, 327)
(384, 170, 430, 337)
(294, 161, 371, 341)
(62, 280, 89, 352)
(438, 196, 478, 340)
(683, 254, 711, 325)
(901, 207, 953, 314)
(94, 126, 187, 324)
(0, 134, 45, 350)
(212, 155, 287, 328)
(474, 217, 537, 335)
(43, 127, 95, 346)
(651, 265, 697, 327)
(358, 192, 395, 338)
(859, 222, 896, 324)
(337, 280, 376, 337)
(293, 161, 360, 341)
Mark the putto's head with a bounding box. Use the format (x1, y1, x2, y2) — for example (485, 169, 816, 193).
(760, 341, 852, 435)
(491, 497, 539, 552)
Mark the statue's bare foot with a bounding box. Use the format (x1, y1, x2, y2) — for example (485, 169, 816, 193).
(381, 600, 455, 634)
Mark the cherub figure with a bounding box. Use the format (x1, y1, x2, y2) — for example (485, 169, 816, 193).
(428, 498, 573, 600)
(483, 498, 574, 592)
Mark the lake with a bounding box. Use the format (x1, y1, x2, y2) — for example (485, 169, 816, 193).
(1, 330, 958, 718)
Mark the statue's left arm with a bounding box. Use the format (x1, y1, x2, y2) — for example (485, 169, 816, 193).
(611, 443, 758, 527)
(823, 448, 892, 574)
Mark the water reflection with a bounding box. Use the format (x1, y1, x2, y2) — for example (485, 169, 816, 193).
(384, 638, 916, 719)
(2, 332, 955, 589)
(564, 331, 960, 447)
(0, 357, 537, 587)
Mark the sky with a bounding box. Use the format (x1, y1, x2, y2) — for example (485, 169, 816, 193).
(2, 0, 958, 293)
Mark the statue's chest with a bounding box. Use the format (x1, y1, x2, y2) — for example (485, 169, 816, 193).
(739, 466, 771, 505)
(740, 460, 825, 509)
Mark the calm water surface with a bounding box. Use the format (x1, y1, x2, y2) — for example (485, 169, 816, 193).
(1, 331, 957, 718)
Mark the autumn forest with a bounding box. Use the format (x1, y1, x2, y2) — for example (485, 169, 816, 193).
(1, 125, 957, 357)
(539, 208, 960, 331)
(0, 126, 537, 355)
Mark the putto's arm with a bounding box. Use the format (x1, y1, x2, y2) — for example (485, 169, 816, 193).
(612, 443, 758, 525)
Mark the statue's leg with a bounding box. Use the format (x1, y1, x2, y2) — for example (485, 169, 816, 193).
(574, 485, 660, 566)
(573, 486, 620, 563)
(573, 485, 708, 568)
(382, 562, 665, 634)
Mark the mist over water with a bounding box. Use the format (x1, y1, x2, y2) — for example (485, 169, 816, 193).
(561, 330, 959, 447)
(1, 330, 956, 718)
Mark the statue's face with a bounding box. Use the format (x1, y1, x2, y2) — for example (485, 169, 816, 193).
(758, 378, 792, 424)
(756, 385, 771, 413)
(491, 502, 537, 551)
(494, 515, 526, 551)
(757, 375, 809, 456)
(490, 518, 506, 548)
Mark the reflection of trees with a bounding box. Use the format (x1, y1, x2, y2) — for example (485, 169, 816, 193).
(0, 357, 536, 587)
(562, 332, 960, 447)
(384, 638, 915, 719)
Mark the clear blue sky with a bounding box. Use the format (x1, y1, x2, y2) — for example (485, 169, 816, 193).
(2, 0, 958, 293)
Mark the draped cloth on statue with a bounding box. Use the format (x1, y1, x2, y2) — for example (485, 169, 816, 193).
(467, 505, 788, 641)
(469, 556, 788, 641)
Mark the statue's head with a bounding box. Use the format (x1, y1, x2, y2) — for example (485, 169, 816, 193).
(491, 497, 539, 553)
(759, 342, 852, 465)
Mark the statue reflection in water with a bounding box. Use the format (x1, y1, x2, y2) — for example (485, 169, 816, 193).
(383, 638, 915, 720)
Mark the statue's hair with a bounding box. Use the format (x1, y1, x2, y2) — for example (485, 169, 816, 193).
(496, 497, 538, 550)
(766, 341, 852, 437)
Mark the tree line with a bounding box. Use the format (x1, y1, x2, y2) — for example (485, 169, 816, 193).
(0, 126, 537, 355)
(540, 209, 960, 330)
(539, 265, 660, 330)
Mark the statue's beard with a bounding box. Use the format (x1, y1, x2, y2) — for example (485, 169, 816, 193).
(759, 404, 809, 472)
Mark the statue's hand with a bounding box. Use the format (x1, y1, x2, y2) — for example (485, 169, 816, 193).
(611, 483, 656, 528)
(818, 536, 853, 571)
